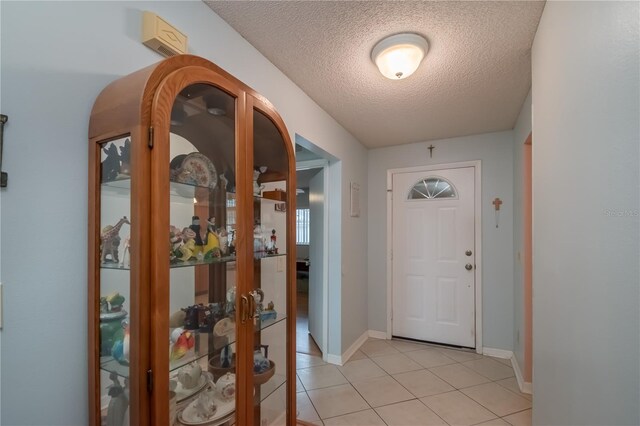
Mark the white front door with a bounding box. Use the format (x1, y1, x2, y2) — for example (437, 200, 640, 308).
(392, 166, 476, 348)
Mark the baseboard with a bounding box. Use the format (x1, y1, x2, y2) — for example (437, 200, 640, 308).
(482, 347, 513, 359)
(327, 329, 385, 366)
(326, 353, 342, 365)
(326, 330, 370, 366)
(368, 330, 387, 340)
(511, 355, 533, 394)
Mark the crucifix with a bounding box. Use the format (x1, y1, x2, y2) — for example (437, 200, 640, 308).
(492, 197, 503, 228)
(427, 144, 435, 158)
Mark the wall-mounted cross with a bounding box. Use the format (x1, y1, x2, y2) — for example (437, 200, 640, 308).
(492, 197, 502, 210)
(427, 144, 435, 158)
(493, 197, 503, 228)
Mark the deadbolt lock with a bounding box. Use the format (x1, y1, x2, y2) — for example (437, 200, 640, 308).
(465, 250, 472, 256)
(465, 264, 473, 271)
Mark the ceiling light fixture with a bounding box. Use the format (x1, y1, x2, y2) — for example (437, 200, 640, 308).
(205, 95, 226, 116)
(371, 33, 429, 80)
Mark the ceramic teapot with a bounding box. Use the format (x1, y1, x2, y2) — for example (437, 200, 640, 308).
(178, 363, 202, 390)
(215, 372, 236, 402)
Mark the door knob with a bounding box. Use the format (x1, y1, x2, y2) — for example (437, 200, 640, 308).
(465, 264, 473, 271)
(465, 250, 472, 256)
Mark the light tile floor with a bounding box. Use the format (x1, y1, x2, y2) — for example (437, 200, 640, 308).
(296, 338, 532, 426)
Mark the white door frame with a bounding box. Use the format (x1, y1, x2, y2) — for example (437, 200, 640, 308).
(386, 160, 483, 352)
(296, 159, 329, 359)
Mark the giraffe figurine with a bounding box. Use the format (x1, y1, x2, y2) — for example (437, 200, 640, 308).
(101, 216, 130, 264)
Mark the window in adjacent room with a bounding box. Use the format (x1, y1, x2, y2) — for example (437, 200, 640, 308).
(296, 208, 310, 245)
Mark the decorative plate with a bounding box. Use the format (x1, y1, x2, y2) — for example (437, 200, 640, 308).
(213, 318, 234, 337)
(171, 152, 217, 190)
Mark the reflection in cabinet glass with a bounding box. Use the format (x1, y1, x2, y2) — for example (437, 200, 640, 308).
(89, 55, 296, 426)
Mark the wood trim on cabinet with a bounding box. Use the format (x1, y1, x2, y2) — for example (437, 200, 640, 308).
(249, 95, 297, 425)
(87, 137, 100, 426)
(239, 92, 254, 426)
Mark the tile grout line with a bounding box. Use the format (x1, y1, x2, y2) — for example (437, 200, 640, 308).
(354, 341, 456, 425)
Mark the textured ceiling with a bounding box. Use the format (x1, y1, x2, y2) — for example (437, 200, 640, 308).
(206, 1, 545, 148)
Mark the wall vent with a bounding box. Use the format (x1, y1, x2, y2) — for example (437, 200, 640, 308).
(142, 11, 187, 57)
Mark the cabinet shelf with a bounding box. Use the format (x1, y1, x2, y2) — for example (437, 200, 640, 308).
(99, 316, 287, 379)
(100, 253, 288, 271)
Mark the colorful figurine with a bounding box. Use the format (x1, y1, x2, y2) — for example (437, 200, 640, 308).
(169, 225, 183, 261)
(111, 319, 130, 365)
(189, 216, 205, 248)
(201, 217, 221, 259)
(170, 329, 195, 361)
(260, 301, 277, 322)
(179, 228, 197, 261)
(267, 229, 278, 255)
(107, 292, 125, 312)
(101, 216, 130, 264)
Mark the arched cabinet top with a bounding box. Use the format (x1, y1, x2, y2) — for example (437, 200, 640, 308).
(88, 54, 287, 150)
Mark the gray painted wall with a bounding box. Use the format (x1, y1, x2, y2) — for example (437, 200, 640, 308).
(531, 2, 639, 424)
(0, 2, 367, 424)
(367, 131, 515, 350)
(512, 90, 532, 373)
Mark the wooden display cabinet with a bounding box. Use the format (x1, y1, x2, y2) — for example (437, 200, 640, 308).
(88, 55, 296, 426)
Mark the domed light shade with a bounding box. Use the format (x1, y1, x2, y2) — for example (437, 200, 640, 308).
(371, 33, 429, 80)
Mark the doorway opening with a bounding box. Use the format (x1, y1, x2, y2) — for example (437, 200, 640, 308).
(294, 138, 333, 359)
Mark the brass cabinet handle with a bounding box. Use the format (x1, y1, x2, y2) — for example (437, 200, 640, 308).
(248, 292, 257, 325)
(240, 295, 249, 324)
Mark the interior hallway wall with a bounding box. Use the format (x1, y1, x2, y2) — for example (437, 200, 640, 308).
(0, 2, 368, 424)
(531, 1, 639, 424)
(367, 131, 515, 351)
(512, 90, 532, 378)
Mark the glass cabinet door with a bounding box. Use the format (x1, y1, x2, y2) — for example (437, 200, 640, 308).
(251, 107, 291, 426)
(99, 136, 133, 425)
(167, 83, 239, 426)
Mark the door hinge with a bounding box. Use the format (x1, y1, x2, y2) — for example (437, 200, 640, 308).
(147, 369, 153, 392)
(148, 126, 154, 149)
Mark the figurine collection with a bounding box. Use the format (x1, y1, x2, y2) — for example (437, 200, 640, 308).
(170, 216, 233, 264)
